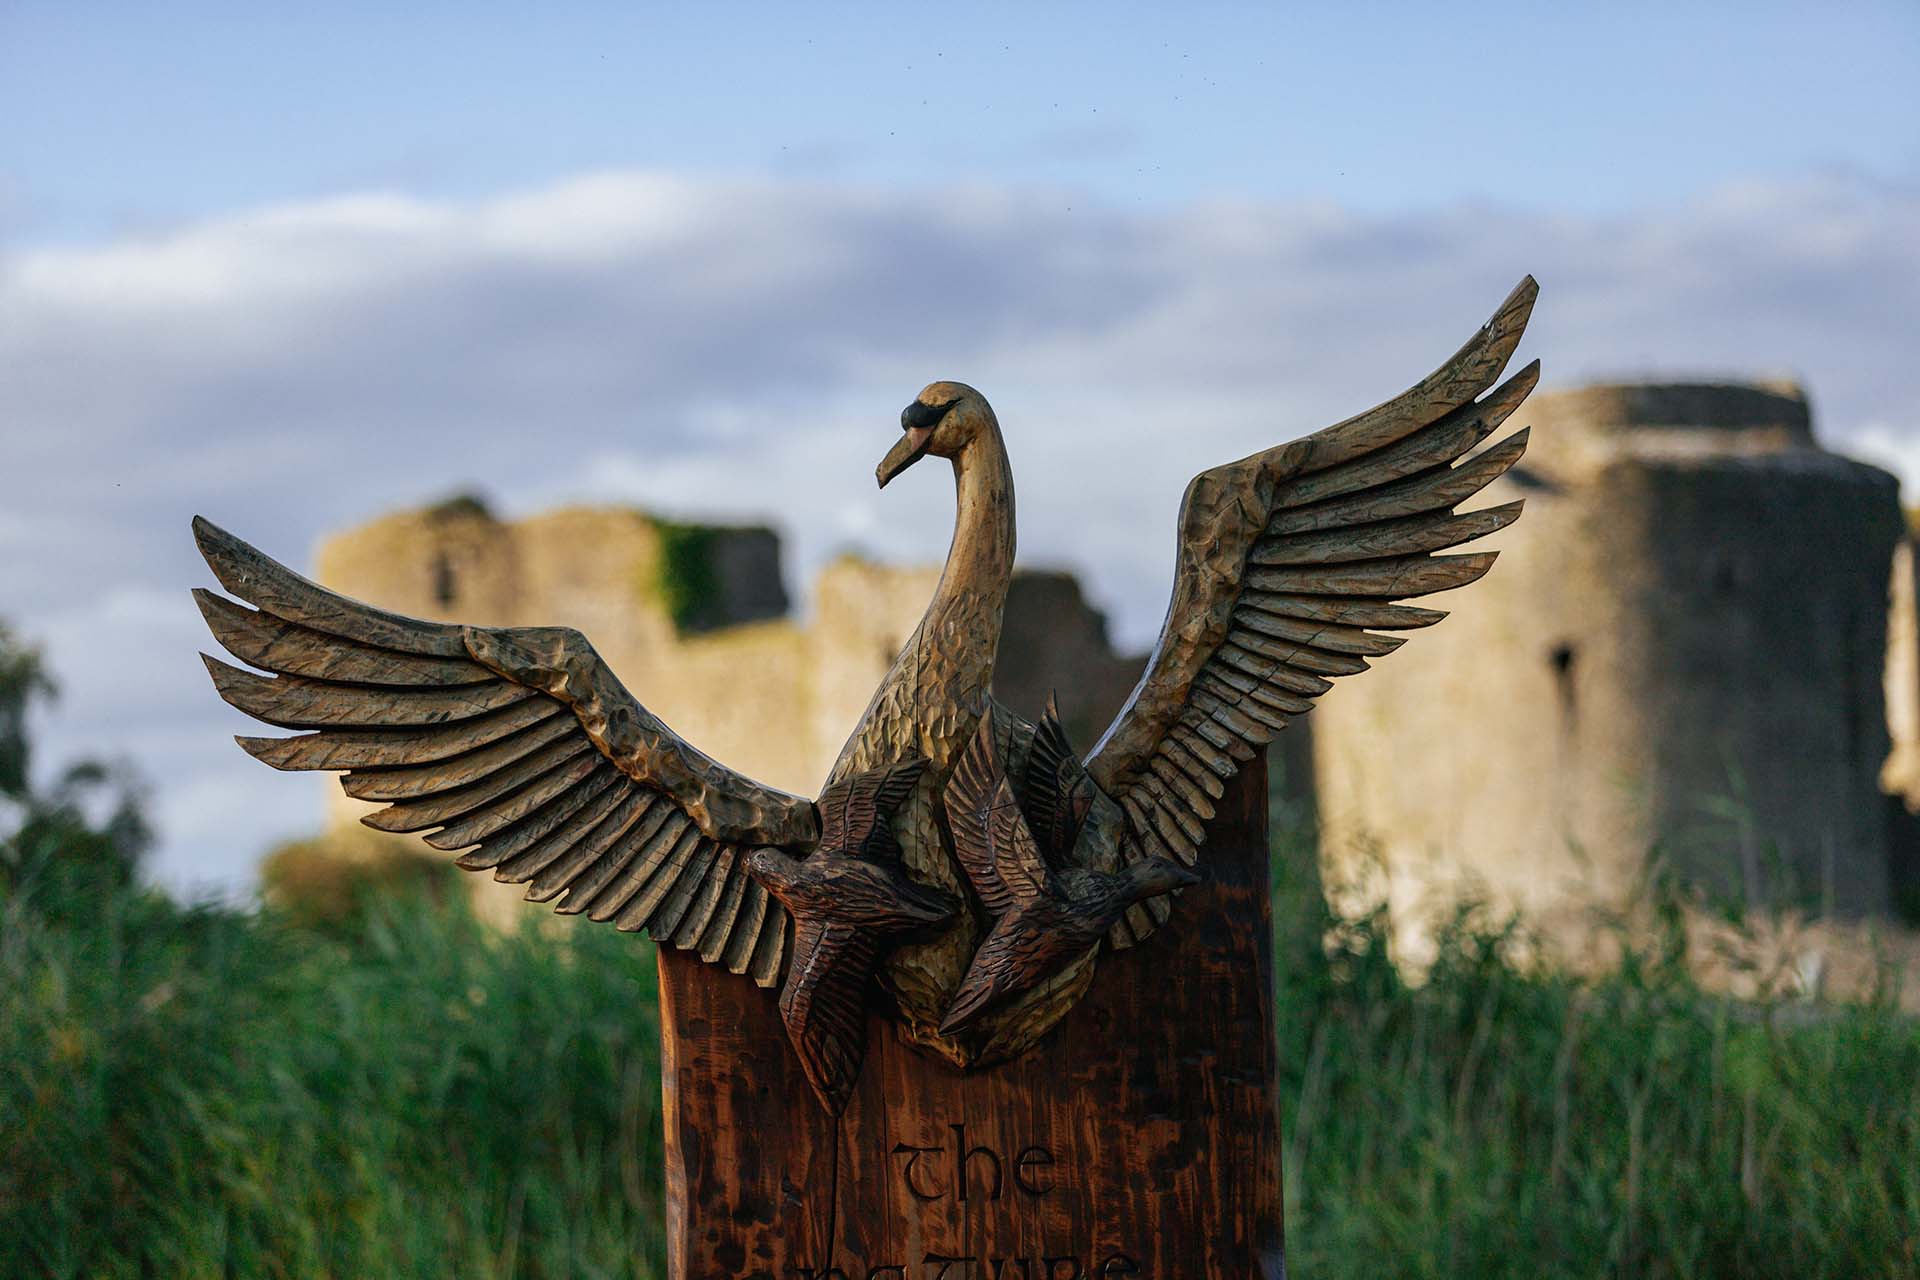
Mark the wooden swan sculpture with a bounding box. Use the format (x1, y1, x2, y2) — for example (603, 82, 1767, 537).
(194, 276, 1540, 1112)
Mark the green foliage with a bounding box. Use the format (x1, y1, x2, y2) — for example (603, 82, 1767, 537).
(1, 760, 151, 910)
(644, 517, 721, 633)
(0, 621, 57, 799)
(0, 625, 150, 909)
(3, 651, 1916, 1277)
(259, 827, 459, 936)
(1272, 894, 1920, 1279)
(1, 890, 665, 1279)
(5, 872, 1916, 1278)
(425, 491, 496, 522)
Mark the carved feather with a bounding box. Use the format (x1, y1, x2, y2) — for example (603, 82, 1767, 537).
(340, 718, 583, 801)
(195, 590, 493, 687)
(359, 740, 597, 832)
(518, 791, 655, 895)
(1237, 592, 1447, 631)
(237, 700, 565, 771)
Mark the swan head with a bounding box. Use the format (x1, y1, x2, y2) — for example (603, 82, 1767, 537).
(876, 381, 998, 488)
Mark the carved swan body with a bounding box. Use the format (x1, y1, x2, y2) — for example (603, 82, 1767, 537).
(822, 381, 1081, 1064)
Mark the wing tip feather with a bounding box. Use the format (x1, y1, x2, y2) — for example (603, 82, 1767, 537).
(235, 733, 305, 770)
(202, 651, 271, 711)
(191, 515, 250, 589)
(1456, 276, 1541, 398)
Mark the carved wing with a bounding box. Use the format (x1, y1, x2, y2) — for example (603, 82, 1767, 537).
(191, 516, 816, 986)
(945, 715, 1052, 916)
(1020, 693, 1093, 862)
(817, 757, 926, 861)
(779, 917, 877, 1116)
(1086, 276, 1540, 947)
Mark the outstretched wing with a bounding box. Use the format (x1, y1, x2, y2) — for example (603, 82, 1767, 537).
(1086, 276, 1541, 947)
(192, 516, 816, 986)
(945, 714, 1052, 917)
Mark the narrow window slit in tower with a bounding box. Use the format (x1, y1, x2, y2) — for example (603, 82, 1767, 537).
(1549, 642, 1577, 722)
(433, 551, 458, 608)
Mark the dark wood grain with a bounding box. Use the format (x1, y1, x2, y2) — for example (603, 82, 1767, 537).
(660, 754, 1284, 1280)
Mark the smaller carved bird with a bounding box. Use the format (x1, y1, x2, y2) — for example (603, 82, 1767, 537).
(940, 714, 1199, 1037)
(746, 759, 957, 1115)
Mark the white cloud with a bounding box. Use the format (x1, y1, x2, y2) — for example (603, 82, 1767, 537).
(2, 168, 1915, 895)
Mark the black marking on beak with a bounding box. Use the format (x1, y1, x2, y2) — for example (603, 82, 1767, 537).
(902, 397, 961, 432)
(879, 397, 963, 489)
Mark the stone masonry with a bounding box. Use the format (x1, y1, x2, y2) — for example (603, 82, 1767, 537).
(1309, 380, 1907, 948)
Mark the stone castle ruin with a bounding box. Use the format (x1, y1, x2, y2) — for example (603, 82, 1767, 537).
(294, 381, 1920, 967)
(1310, 379, 1915, 947)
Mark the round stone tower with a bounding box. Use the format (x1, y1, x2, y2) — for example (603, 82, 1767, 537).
(1310, 380, 1904, 939)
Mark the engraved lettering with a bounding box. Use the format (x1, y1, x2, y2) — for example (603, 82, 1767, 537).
(1012, 1145, 1056, 1196)
(951, 1123, 1003, 1202)
(892, 1142, 946, 1201)
(818, 1252, 1128, 1279)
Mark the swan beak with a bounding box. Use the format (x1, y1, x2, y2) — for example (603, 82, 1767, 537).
(877, 426, 934, 489)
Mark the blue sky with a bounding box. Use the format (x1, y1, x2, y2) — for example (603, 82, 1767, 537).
(2, 4, 1917, 894)
(5, 2, 1917, 242)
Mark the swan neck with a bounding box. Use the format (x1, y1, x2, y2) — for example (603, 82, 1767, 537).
(936, 426, 1016, 616)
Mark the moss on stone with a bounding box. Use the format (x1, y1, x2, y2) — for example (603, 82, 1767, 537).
(424, 492, 494, 522)
(645, 516, 723, 634)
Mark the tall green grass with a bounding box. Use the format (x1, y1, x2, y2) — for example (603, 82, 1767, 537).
(1274, 897, 1920, 1277)
(2, 882, 665, 1278)
(4, 862, 1917, 1278)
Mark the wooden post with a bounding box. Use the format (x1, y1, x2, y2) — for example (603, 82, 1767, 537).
(659, 755, 1284, 1279)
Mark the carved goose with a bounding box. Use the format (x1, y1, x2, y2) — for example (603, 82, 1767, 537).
(193, 275, 1539, 1104)
(746, 759, 956, 1115)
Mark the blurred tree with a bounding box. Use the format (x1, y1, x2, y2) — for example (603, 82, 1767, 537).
(0, 621, 56, 798)
(0, 622, 151, 908)
(260, 826, 455, 935)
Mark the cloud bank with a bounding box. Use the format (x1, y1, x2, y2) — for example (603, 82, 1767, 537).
(3, 170, 1915, 893)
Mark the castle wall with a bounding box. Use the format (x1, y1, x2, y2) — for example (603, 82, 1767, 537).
(1311, 381, 1904, 944)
